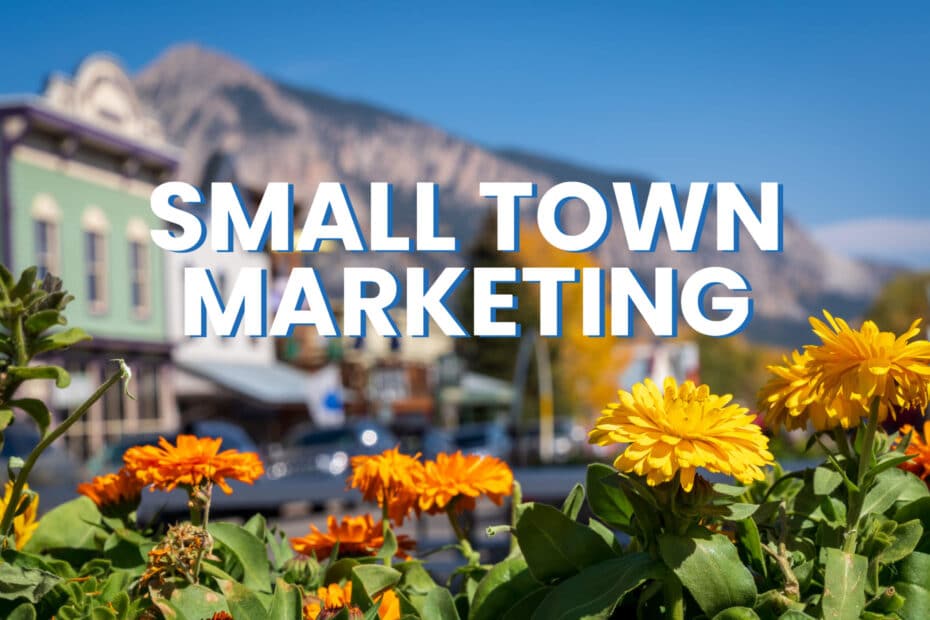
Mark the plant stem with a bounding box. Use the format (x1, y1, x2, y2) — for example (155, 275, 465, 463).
(382, 496, 391, 567)
(0, 365, 125, 546)
(446, 504, 478, 566)
(843, 398, 881, 554)
(663, 574, 685, 620)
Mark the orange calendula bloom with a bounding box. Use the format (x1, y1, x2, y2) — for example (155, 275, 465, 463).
(290, 514, 414, 560)
(898, 422, 930, 481)
(1, 481, 38, 550)
(590, 377, 774, 492)
(418, 451, 514, 514)
(349, 447, 423, 524)
(77, 467, 144, 517)
(123, 435, 265, 494)
(303, 582, 400, 620)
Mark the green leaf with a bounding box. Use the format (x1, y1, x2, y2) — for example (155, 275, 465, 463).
(23, 497, 102, 554)
(31, 328, 92, 357)
(423, 587, 460, 620)
(470, 554, 546, 620)
(861, 468, 929, 521)
(208, 522, 272, 593)
(0, 408, 13, 429)
(5, 603, 37, 620)
(658, 529, 757, 617)
(893, 551, 930, 619)
(585, 463, 633, 532)
(561, 483, 585, 521)
(218, 579, 269, 618)
(515, 503, 615, 583)
(10, 267, 38, 300)
(533, 553, 664, 620)
(375, 527, 398, 560)
(0, 562, 61, 602)
(267, 579, 302, 620)
(6, 365, 71, 388)
(23, 309, 64, 335)
(813, 466, 843, 496)
(713, 608, 761, 620)
(352, 564, 401, 598)
(736, 517, 766, 579)
(821, 548, 867, 620)
(9, 399, 51, 437)
(157, 584, 229, 619)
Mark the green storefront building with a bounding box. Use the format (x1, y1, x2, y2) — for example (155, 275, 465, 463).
(0, 55, 178, 458)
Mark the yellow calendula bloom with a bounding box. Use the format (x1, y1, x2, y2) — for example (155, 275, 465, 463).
(589, 377, 773, 492)
(1, 481, 39, 550)
(758, 350, 863, 431)
(805, 312, 930, 421)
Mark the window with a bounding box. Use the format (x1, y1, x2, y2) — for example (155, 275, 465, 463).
(82, 207, 109, 313)
(126, 218, 151, 317)
(31, 194, 60, 279)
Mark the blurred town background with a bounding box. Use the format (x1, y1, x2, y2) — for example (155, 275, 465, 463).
(1, 39, 927, 556)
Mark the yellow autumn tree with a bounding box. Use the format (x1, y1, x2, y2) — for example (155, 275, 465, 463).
(516, 225, 631, 414)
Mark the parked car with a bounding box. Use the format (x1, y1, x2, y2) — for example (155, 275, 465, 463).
(2, 422, 85, 512)
(85, 420, 264, 477)
(265, 420, 398, 479)
(511, 418, 587, 465)
(458, 423, 513, 460)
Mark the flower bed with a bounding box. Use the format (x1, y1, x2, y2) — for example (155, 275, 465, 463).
(3, 265, 930, 619)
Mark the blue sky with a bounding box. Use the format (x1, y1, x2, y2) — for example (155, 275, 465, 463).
(3, 2, 929, 265)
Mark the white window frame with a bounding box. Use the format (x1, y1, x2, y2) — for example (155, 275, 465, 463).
(31, 194, 61, 280)
(126, 218, 151, 319)
(81, 207, 110, 315)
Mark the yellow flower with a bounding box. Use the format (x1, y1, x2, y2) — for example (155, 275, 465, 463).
(123, 435, 265, 494)
(758, 350, 862, 431)
(0, 481, 38, 550)
(418, 451, 514, 514)
(806, 312, 930, 421)
(289, 514, 415, 561)
(77, 467, 144, 518)
(589, 377, 773, 492)
(349, 447, 423, 524)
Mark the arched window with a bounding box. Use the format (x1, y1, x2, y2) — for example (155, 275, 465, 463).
(126, 218, 150, 318)
(81, 207, 110, 314)
(31, 194, 61, 280)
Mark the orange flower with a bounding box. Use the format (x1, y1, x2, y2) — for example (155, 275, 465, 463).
(123, 435, 264, 494)
(290, 514, 414, 561)
(349, 447, 423, 524)
(304, 582, 355, 619)
(899, 422, 930, 481)
(302, 582, 400, 620)
(375, 589, 401, 620)
(77, 467, 144, 517)
(418, 451, 514, 514)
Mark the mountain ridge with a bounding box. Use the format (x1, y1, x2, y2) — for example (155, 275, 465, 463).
(134, 43, 891, 346)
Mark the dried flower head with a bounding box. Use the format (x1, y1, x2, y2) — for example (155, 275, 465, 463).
(139, 522, 212, 590)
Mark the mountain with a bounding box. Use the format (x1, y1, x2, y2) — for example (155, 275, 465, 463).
(135, 44, 890, 346)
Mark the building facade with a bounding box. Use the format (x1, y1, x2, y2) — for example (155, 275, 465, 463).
(0, 55, 179, 458)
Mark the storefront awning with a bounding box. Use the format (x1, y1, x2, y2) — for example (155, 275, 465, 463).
(175, 360, 310, 407)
